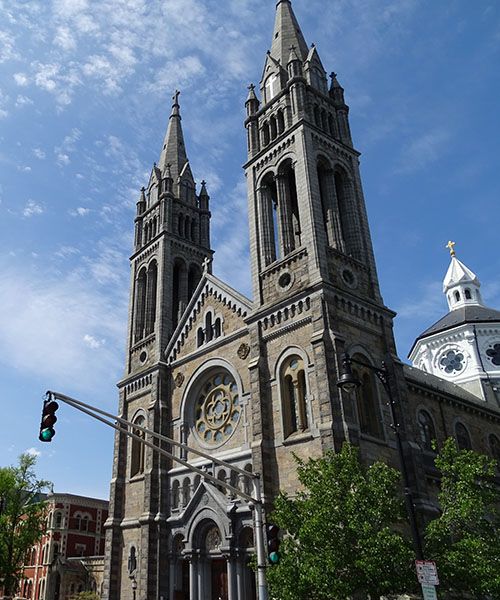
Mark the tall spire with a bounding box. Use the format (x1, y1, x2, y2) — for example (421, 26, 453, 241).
(158, 90, 189, 182)
(270, 0, 309, 65)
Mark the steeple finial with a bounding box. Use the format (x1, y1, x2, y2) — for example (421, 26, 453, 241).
(446, 240, 456, 257)
(269, 0, 309, 66)
(158, 89, 190, 183)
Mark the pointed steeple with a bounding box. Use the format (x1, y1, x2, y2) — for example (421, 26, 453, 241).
(443, 242, 484, 310)
(270, 0, 309, 66)
(158, 90, 189, 183)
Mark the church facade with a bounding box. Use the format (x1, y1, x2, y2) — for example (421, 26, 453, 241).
(102, 2, 500, 600)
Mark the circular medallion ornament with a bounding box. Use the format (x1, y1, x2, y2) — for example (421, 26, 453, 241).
(194, 372, 240, 446)
(174, 373, 185, 388)
(341, 268, 357, 289)
(439, 349, 465, 374)
(237, 343, 250, 360)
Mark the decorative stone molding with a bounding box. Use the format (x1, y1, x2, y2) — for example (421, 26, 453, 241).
(174, 372, 185, 388)
(237, 343, 251, 360)
(254, 135, 295, 173)
(125, 374, 153, 396)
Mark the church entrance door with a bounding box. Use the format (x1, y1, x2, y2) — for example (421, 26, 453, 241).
(211, 558, 228, 600)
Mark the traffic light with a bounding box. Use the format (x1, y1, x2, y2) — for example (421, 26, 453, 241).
(266, 523, 280, 564)
(39, 397, 59, 442)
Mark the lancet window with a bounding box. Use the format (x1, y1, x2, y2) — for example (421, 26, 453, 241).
(417, 409, 436, 451)
(280, 355, 308, 438)
(134, 260, 158, 342)
(353, 353, 383, 439)
(130, 415, 146, 477)
(455, 422, 472, 450)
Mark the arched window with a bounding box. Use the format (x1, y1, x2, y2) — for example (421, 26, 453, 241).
(317, 159, 335, 247)
(188, 264, 201, 298)
(205, 312, 213, 342)
(270, 115, 277, 140)
(178, 213, 184, 236)
(417, 410, 436, 451)
(134, 268, 147, 342)
(264, 73, 278, 103)
(194, 474, 201, 491)
(353, 354, 383, 439)
(277, 110, 285, 134)
(334, 170, 351, 255)
(191, 219, 197, 242)
(276, 159, 301, 254)
(172, 258, 187, 328)
(455, 422, 472, 450)
(214, 317, 222, 338)
(321, 109, 328, 131)
(130, 415, 146, 477)
(262, 122, 270, 146)
(182, 477, 191, 507)
(465, 288, 472, 300)
(197, 327, 204, 348)
(145, 261, 158, 336)
(184, 215, 191, 239)
(281, 355, 308, 437)
(52, 543, 59, 561)
(314, 105, 320, 127)
(81, 515, 90, 532)
(454, 291, 461, 302)
(171, 480, 180, 509)
(54, 511, 62, 529)
(489, 433, 500, 462)
(328, 113, 336, 137)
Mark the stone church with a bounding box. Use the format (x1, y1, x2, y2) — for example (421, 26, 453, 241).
(102, 2, 500, 599)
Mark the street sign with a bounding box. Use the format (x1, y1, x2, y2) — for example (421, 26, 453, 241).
(421, 584, 438, 600)
(416, 560, 439, 586)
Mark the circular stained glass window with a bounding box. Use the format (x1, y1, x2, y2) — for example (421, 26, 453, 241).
(486, 343, 500, 366)
(439, 350, 464, 374)
(195, 372, 240, 445)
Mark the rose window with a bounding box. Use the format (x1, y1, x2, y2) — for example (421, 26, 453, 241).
(486, 343, 500, 366)
(439, 350, 464, 374)
(195, 372, 240, 445)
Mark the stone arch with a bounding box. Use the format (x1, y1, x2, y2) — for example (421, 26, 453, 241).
(257, 170, 279, 266)
(347, 344, 384, 439)
(275, 346, 312, 438)
(333, 163, 360, 259)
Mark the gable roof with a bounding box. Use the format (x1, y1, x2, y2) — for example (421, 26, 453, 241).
(165, 272, 252, 364)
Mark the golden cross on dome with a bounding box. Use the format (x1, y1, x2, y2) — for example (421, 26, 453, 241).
(446, 240, 456, 257)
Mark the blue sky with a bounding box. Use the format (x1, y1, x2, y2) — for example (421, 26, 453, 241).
(0, 0, 499, 500)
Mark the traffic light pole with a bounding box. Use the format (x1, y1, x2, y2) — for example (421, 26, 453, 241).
(46, 391, 269, 600)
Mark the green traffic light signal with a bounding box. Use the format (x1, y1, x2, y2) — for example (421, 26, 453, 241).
(39, 398, 59, 443)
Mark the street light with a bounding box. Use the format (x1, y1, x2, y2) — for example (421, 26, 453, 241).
(336, 352, 424, 561)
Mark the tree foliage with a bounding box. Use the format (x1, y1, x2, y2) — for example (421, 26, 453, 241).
(425, 438, 500, 599)
(0, 453, 51, 596)
(266, 444, 415, 600)
(71, 592, 100, 600)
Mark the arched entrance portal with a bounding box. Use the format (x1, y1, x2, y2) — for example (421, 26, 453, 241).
(170, 519, 256, 600)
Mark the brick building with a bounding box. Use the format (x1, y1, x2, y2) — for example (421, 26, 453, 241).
(101, 2, 500, 599)
(17, 493, 108, 600)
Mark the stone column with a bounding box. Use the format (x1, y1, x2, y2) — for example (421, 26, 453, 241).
(236, 557, 245, 600)
(275, 173, 295, 256)
(169, 557, 176, 599)
(189, 556, 198, 600)
(257, 185, 276, 266)
(226, 555, 236, 600)
(197, 557, 204, 600)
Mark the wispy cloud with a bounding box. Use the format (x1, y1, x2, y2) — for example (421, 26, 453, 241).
(395, 130, 450, 174)
(69, 207, 90, 217)
(23, 200, 44, 217)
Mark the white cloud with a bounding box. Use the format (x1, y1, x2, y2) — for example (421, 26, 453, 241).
(13, 72, 28, 86)
(33, 148, 46, 159)
(0, 258, 126, 394)
(69, 207, 90, 217)
(55, 245, 80, 259)
(83, 334, 105, 349)
(23, 200, 44, 217)
(396, 130, 450, 174)
(54, 26, 77, 51)
(25, 447, 41, 457)
(57, 153, 70, 166)
(15, 95, 34, 107)
(0, 30, 18, 63)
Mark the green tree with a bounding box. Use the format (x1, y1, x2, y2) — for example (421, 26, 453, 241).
(71, 593, 100, 600)
(0, 453, 51, 597)
(266, 443, 415, 600)
(425, 438, 500, 599)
